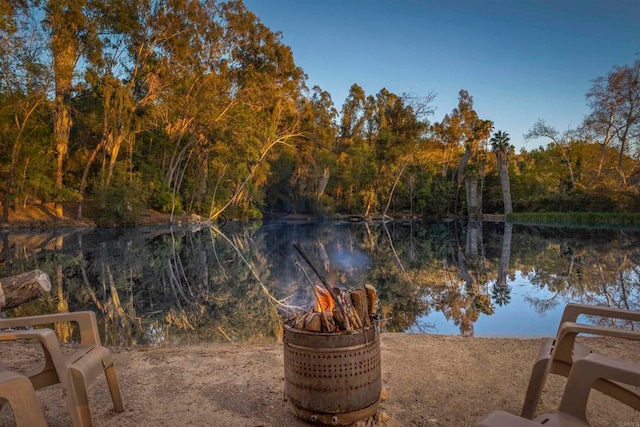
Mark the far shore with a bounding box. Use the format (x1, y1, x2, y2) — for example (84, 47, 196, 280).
(2, 203, 639, 234)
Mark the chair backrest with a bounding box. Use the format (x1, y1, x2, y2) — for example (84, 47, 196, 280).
(559, 304, 640, 330)
(553, 321, 640, 366)
(0, 311, 101, 346)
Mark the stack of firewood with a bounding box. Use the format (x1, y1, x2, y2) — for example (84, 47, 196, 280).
(289, 284, 377, 333)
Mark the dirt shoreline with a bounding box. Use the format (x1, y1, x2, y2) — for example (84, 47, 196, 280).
(1, 333, 640, 427)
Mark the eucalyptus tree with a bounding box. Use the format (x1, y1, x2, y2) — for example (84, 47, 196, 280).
(272, 85, 337, 213)
(75, 0, 230, 220)
(432, 90, 492, 216)
(337, 84, 367, 151)
(0, 2, 50, 222)
(583, 76, 622, 180)
(44, 0, 103, 217)
(334, 86, 433, 216)
(583, 60, 640, 185)
(68, 0, 306, 221)
(76, 0, 209, 218)
(333, 84, 371, 212)
(371, 89, 432, 216)
(490, 130, 513, 215)
(72, 0, 164, 219)
(465, 119, 493, 216)
(2, 0, 94, 219)
(206, 0, 306, 219)
(362, 88, 410, 216)
(525, 120, 578, 191)
(143, 0, 230, 218)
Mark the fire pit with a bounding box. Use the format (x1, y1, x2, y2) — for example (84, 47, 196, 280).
(283, 244, 382, 425)
(283, 323, 381, 425)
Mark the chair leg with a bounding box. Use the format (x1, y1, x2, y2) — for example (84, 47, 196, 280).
(104, 363, 124, 412)
(66, 368, 94, 427)
(521, 340, 554, 419)
(0, 372, 47, 427)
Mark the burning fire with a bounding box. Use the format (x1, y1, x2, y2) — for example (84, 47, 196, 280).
(289, 284, 376, 333)
(314, 286, 336, 313)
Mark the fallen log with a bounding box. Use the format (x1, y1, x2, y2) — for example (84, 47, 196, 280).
(0, 269, 51, 311)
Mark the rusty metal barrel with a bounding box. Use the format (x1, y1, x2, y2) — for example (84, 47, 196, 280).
(283, 323, 381, 425)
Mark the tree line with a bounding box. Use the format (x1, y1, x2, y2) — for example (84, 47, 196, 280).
(1, 0, 639, 225)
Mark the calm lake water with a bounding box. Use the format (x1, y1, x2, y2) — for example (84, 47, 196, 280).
(2, 220, 639, 346)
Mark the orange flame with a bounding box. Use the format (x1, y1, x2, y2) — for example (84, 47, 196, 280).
(314, 286, 336, 313)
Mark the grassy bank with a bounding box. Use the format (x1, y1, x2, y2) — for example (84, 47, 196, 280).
(508, 212, 640, 228)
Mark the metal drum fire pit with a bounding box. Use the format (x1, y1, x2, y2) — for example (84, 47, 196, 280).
(283, 323, 381, 425)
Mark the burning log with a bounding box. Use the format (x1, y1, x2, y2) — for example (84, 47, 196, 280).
(332, 306, 346, 330)
(288, 285, 377, 333)
(304, 312, 322, 332)
(291, 243, 378, 333)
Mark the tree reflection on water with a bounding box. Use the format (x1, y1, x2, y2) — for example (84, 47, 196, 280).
(2, 221, 639, 346)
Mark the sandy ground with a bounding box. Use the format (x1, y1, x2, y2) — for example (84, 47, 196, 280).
(2, 333, 640, 427)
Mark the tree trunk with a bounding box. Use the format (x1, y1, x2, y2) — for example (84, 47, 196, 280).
(76, 139, 107, 220)
(105, 133, 124, 187)
(51, 16, 77, 218)
(465, 175, 479, 217)
(454, 146, 473, 215)
(0, 270, 51, 311)
(53, 101, 71, 217)
(196, 147, 209, 204)
(456, 147, 473, 187)
(496, 150, 513, 215)
(316, 167, 330, 198)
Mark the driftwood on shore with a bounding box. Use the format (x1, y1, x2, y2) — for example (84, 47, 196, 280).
(0, 269, 51, 311)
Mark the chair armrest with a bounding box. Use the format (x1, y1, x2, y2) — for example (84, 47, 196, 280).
(557, 322, 640, 342)
(0, 311, 100, 346)
(560, 304, 640, 324)
(558, 353, 640, 422)
(552, 322, 640, 364)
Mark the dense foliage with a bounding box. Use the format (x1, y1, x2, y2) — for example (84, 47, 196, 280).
(1, 1, 638, 224)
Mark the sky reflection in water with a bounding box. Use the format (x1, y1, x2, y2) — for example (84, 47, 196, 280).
(411, 273, 566, 337)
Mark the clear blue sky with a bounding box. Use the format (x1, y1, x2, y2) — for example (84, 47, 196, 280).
(243, 0, 639, 150)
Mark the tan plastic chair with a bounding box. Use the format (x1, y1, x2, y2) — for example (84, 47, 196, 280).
(475, 352, 640, 426)
(0, 368, 47, 426)
(0, 311, 124, 426)
(521, 303, 640, 419)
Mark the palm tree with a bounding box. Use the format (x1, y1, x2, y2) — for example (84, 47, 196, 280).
(490, 131, 513, 215)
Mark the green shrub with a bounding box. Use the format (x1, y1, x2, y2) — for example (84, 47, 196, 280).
(89, 167, 149, 226)
(148, 179, 179, 214)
